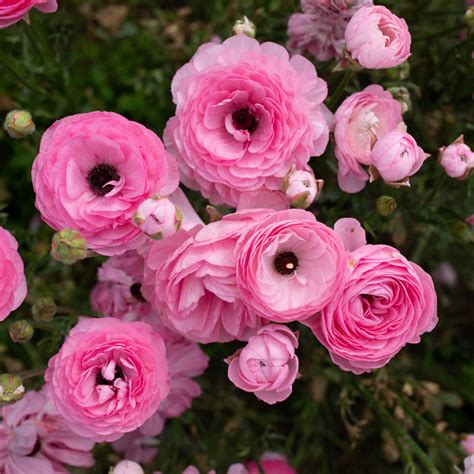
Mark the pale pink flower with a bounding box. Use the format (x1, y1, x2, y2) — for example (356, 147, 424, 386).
(465, 456, 474, 474)
(0, 389, 95, 474)
(133, 196, 181, 239)
(309, 244, 438, 374)
(164, 35, 331, 207)
(111, 431, 159, 465)
(462, 435, 474, 455)
(32, 111, 179, 256)
(112, 460, 145, 474)
(142, 210, 270, 343)
(235, 209, 345, 323)
(439, 135, 474, 180)
(0, 227, 27, 321)
(283, 166, 323, 209)
(345, 6, 411, 69)
(287, 0, 372, 61)
(370, 130, 430, 187)
(45, 317, 170, 442)
(236, 190, 289, 212)
(0, 0, 57, 29)
(333, 85, 404, 193)
(334, 217, 366, 252)
(227, 324, 299, 404)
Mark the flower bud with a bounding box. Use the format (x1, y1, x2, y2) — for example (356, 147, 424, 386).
(386, 62, 410, 81)
(206, 205, 223, 222)
(3, 110, 36, 139)
(283, 166, 323, 209)
(376, 196, 397, 216)
(133, 196, 182, 240)
(388, 86, 411, 113)
(232, 16, 256, 38)
(110, 460, 144, 474)
(32, 297, 57, 322)
(0, 373, 25, 403)
(51, 228, 88, 265)
(465, 6, 474, 27)
(438, 135, 474, 180)
(9, 320, 34, 343)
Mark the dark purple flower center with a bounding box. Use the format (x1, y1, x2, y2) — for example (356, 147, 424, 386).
(130, 283, 146, 303)
(87, 163, 120, 196)
(96, 365, 124, 386)
(28, 438, 41, 457)
(232, 108, 258, 133)
(274, 251, 299, 275)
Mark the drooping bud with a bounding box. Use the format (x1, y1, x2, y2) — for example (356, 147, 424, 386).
(387, 86, 411, 113)
(376, 196, 397, 217)
(3, 110, 36, 139)
(110, 460, 145, 474)
(32, 297, 57, 322)
(232, 16, 256, 38)
(51, 228, 88, 265)
(133, 196, 182, 240)
(0, 373, 25, 403)
(282, 166, 323, 209)
(9, 320, 34, 343)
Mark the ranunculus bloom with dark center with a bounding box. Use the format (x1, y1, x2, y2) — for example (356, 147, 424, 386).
(235, 209, 345, 323)
(32, 111, 179, 256)
(0, 0, 57, 29)
(164, 35, 332, 207)
(45, 317, 170, 442)
(309, 244, 438, 374)
(0, 227, 27, 321)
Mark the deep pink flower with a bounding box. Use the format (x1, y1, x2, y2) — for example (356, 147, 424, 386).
(227, 325, 299, 404)
(287, 0, 372, 61)
(246, 452, 296, 474)
(0, 389, 94, 474)
(334, 85, 404, 193)
(235, 209, 345, 323)
(164, 35, 331, 207)
(142, 210, 270, 343)
(0, 0, 57, 29)
(309, 244, 438, 374)
(439, 135, 474, 180)
(32, 111, 179, 256)
(0, 227, 27, 321)
(345, 5, 411, 69)
(370, 130, 429, 187)
(45, 317, 170, 441)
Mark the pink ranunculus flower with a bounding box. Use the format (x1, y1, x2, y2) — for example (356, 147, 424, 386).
(227, 325, 299, 404)
(345, 5, 411, 69)
(0, 0, 57, 29)
(235, 209, 345, 323)
(0, 227, 27, 321)
(370, 130, 430, 187)
(333, 85, 404, 193)
(309, 244, 438, 374)
(439, 135, 474, 180)
(334, 217, 366, 252)
(283, 166, 324, 209)
(246, 452, 296, 474)
(45, 317, 170, 442)
(287, 0, 372, 62)
(462, 435, 474, 455)
(112, 460, 144, 474)
(142, 210, 270, 343)
(0, 389, 95, 474)
(164, 35, 332, 207)
(465, 456, 474, 474)
(32, 111, 179, 256)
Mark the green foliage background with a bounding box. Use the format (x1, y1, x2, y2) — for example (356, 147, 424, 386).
(0, 1, 473, 473)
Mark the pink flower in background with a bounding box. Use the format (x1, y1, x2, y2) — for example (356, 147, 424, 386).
(439, 135, 474, 180)
(0, 227, 27, 321)
(310, 244, 438, 374)
(283, 166, 324, 209)
(45, 317, 170, 442)
(112, 460, 144, 474)
(32, 111, 179, 256)
(0, 0, 57, 29)
(287, 0, 372, 62)
(345, 5, 411, 69)
(370, 130, 430, 187)
(112, 431, 159, 465)
(334, 217, 366, 252)
(462, 435, 474, 455)
(142, 210, 270, 343)
(227, 325, 299, 404)
(334, 85, 404, 193)
(246, 452, 296, 474)
(465, 456, 474, 474)
(0, 389, 95, 474)
(164, 35, 331, 207)
(235, 209, 345, 323)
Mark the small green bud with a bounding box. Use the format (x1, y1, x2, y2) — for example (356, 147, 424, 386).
(51, 228, 88, 265)
(465, 6, 474, 27)
(32, 297, 57, 322)
(3, 110, 36, 139)
(376, 196, 397, 217)
(0, 374, 25, 403)
(386, 62, 410, 81)
(9, 320, 34, 343)
(232, 16, 256, 38)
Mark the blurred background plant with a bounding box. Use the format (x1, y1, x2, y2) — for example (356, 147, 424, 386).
(0, 0, 473, 473)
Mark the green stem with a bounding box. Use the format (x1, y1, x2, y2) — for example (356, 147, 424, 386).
(420, 174, 447, 209)
(31, 322, 55, 332)
(0, 56, 47, 96)
(328, 70, 355, 111)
